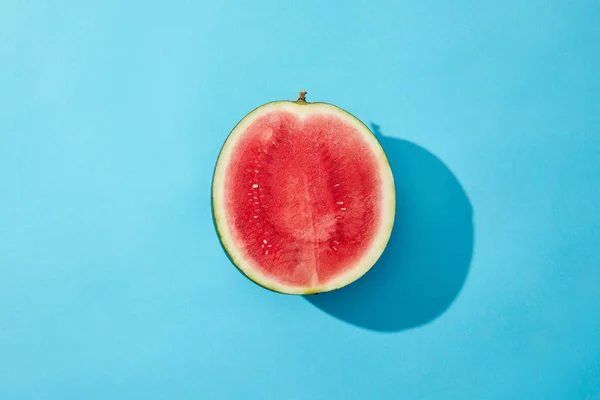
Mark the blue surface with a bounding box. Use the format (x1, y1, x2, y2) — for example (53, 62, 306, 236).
(1, 1, 599, 399)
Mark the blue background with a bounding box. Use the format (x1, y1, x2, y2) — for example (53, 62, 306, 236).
(2, 1, 600, 399)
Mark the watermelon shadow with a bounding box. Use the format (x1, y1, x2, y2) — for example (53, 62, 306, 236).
(306, 123, 474, 332)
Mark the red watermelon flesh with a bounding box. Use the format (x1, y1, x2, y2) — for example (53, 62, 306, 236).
(213, 97, 395, 294)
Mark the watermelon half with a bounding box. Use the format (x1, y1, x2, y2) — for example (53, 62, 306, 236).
(212, 92, 395, 295)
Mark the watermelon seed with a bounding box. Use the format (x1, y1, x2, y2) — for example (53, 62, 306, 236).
(336, 201, 344, 204)
(340, 207, 346, 211)
(263, 239, 268, 244)
(252, 184, 259, 188)
(334, 183, 340, 187)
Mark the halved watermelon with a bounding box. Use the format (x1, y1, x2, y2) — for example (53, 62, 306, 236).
(212, 92, 395, 295)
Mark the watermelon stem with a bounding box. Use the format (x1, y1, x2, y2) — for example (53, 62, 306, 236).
(297, 90, 308, 104)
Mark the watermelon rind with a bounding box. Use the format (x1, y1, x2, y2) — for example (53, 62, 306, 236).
(212, 98, 396, 295)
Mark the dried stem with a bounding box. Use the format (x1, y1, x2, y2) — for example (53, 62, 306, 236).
(297, 90, 308, 103)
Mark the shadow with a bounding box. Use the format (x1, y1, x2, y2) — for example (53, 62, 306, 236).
(305, 123, 474, 332)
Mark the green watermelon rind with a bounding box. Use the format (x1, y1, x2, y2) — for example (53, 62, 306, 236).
(211, 99, 396, 295)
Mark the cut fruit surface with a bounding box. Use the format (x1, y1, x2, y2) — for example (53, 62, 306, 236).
(212, 93, 395, 294)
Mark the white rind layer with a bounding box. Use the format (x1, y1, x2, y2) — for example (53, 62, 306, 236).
(212, 100, 396, 295)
